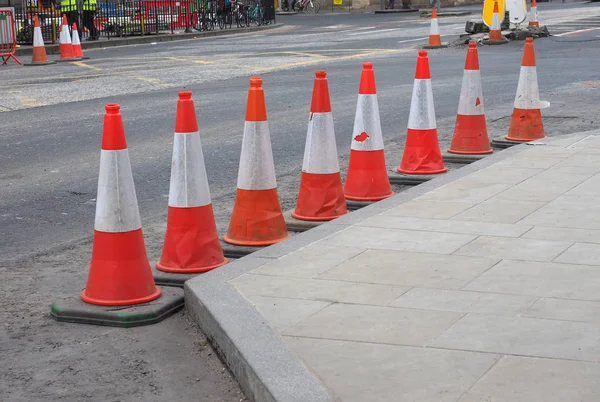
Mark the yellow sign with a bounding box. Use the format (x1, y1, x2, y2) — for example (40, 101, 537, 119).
(482, 0, 506, 28)
(333, 0, 343, 4)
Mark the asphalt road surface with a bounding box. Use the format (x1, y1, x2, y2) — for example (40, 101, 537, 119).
(2, 3, 600, 401)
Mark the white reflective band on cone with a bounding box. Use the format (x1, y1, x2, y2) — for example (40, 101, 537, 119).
(492, 13, 501, 30)
(430, 19, 440, 35)
(457, 70, 485, 116)
(168, 132, 211, 208)
(302, 112, 340, 174)
(407, 79, 437, 130)
(513, 66, 541, 109)
(237, 121, 277, 190)
(72, 29, 81, 46)
(33, 27, 44, 47)
(351, 94, 384, 151)
(60, 25, 72, 44)
(95, 149, 142, 233)
(531, 7, 538, 21)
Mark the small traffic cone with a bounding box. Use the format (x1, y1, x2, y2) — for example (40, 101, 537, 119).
(223, 77, 291, 246)
(344, 62, 393, 201)
(529, 0, 539, 28)
(157, 92, 228, 274)
(58, 15, 79, 61)
(506, 37, 546, 142)
(24, 15, 56, 66)
(487, 1, 508, 45)
(448, 42, 493, 155)
(81, 104, 161, 306)
(423, 7, 447, 49)
(398, 51, 447, 175)
(71, 23, 88, 60)
(292, 71, 348, 221)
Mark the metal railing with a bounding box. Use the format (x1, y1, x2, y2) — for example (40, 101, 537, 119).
(9, 0, 274, 45)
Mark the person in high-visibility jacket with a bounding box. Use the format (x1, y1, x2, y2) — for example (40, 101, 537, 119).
(60, 0, 79, 31)
(82, 0, 99, 40)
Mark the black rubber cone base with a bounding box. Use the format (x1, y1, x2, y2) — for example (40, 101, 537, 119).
(283, 209, 324, 232)
(388, 171, 438, 185)
(24, 60, 57, 66)
(443, 152, 489, 164)
(152, 261, 234, 288)
(49, 286, 184, 328)
(422, 44, 448, 49)
(491, 137, 524, 149)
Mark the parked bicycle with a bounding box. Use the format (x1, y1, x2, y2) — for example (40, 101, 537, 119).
(282, 0, 320, 13)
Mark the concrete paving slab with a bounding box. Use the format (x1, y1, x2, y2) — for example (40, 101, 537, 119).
(523, 297, 600, 323)
(565, 173, 600, 197)
(357, 215, 532, 237)
(464, 166, 544, 185)
(230, 274, 410, 306)
(463, 259, 600, 301)
(320, 226, 477, 254)
(381, 199, 476, 219)
(451, 198, 546, 224)
(519, 194, 600, 230)
(246, 295, 331, 332)
(250, 243, 365, 279)
(457, 355, 600, 402)
(283, 304, 463, 346)
(453, 235, 572, 262)
(391, 288, 538, 315)
(494, 170, 592, 202)
(415, 179, 511, 203)
(285, 337, 499, 402)
(430, 314, 600, 362)
(554, 242, 600, 265)
(318, 249, 499, 289)
(522, 225, 600, 243)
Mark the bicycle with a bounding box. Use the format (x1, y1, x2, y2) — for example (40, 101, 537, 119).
(246, 0, 264, 25)
(293, 0, 320, 13)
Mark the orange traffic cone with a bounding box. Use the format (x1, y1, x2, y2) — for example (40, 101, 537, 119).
(71, 23, 88, 60)
(506, 37, 546, 142)
(487, 1, 508, 45)
(58, 15, 79, 61)
(157, 92, 228, 274)
(80, 104, 161, 306)
(223, 77, 291, 246)
(292, 71, 348, 221)
(343, 62, 393, 201)
(448, 42, 493, 155)
(423, 8, 447, 49)
(398, 51, 447, 175)
(529, 0, 539, 28)
(24, 15, 56, 66)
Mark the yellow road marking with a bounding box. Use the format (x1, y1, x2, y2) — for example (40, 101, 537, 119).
(252, 49, 401, 73)
(72, 61, 103, 71)
(16, 95, 45, 108)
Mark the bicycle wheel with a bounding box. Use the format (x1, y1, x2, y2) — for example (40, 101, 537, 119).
(306, 0, 320, 13)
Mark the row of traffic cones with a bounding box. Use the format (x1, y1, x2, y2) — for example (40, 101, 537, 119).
(27, 14, 87, 66)
(51, 37, 546, 324)
(424, 0, 542, 48)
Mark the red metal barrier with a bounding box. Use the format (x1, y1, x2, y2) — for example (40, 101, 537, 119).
(0, 9, 21, 65)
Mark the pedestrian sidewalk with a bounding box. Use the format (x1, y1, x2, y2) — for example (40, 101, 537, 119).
(14, 23, 282, 57)
(186, 129, 600, 402)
